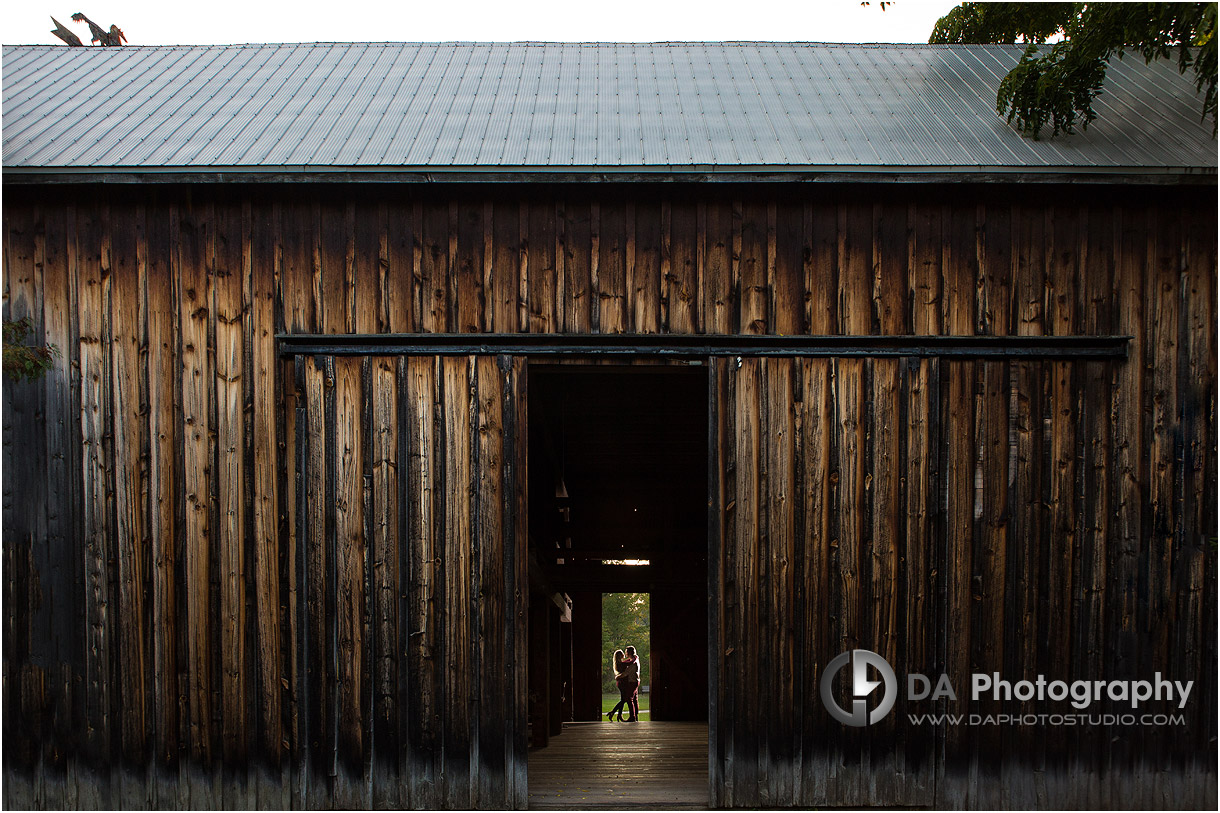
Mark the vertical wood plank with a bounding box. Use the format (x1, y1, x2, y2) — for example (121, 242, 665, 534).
(1045, 353, 1078, 733)
(372, 355, 402, 805)
(5, 199, 53, 774)
(286, 357, 305, 788)
(1014, 202, 1046, 336)
(384, 199, 415, 334)
(765, 359, 797, 803)
(668, 200, 699, 334)
(405, 356, 441, 804)
(734, 357, 760, 806)
(78, 199, 116, 769)
(250, 197, 283, 765)
(352, 201, 381, 334)
(109, 201, 150, 765)
(972, 359, 1008, 769)
(1008, 356, 1044, 762)
(441, 357, 472, 808)
(755, 357, 773, 805)
(739, 202, 768, 335)
(455, 201, 485, 333)
(4, 201, 29, 758)
(798, 358, 832, 803)
(1046, 206, 1079, 337)
(178, 199, 213, 764)
(562, 199, 593, 333)
(103, 198, 148, 761)
(659, 200, 672, 332)
(1039, 202, 1081, 765)
(281, 199, 315, 334)
(703, 200, 735, 334)
(838, 204, 871, 334)
(145, 201, 179, 767)
(476, 357, 507, 804)
(1180, 201, 1216, 759)
(720, 354, 738, 806)
(632, 201, 662, 333)
(833, 359, 864, 655)
(945, 206, 977, 336)
(979, 202, 1013, 336)
(215, 201, 248, 764)
(806, 202, 838, 335)
(344, 202, 358, 336)
(318, 201, 347, 334)
(554, 201, 566, 338)
(707, 357, 725, 807)
(40, 200, 86, 758)
(868, 359, 900, 670)
(420, 201, 450, 333)
(597, 200, 627, 334)
(517, 204, 530, 336)
(1079, 206, 1112, 771)
(489, 200, 520, 333)
(1144, 205, 1181, 765)
(874, 202, 907, 335)
(333, 358, 366, 768)
(510, 356, 529, 807)
(527, 202, 557, 334)
(900, 357, 935, 781)
(773, 201, 804, 336)
(942, 360, 975, 762)
(589, 202, 602, 335)
(302, 357, 327, 774)
(911, 202, 943, 335)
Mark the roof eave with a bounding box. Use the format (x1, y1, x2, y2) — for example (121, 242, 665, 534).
(3, 163, 1216, 185)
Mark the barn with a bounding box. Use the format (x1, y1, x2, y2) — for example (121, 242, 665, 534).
(2, 41, 1216, 809)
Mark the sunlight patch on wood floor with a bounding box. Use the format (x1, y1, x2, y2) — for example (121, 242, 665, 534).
(528, 721, 708, 809)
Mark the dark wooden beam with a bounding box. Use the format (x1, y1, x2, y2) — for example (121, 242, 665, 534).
(570, 591, 604, 722)
(542, 562, 707, 592)
(528, 597, 550, 750)
(548, 605, 564, 738)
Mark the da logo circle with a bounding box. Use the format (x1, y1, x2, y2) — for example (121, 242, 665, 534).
(819, 649, 897, 727)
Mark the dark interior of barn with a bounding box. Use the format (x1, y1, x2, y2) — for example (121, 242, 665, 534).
(525, 364, 709, 749)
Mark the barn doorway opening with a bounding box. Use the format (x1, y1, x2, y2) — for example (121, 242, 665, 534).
(602, 592, 651, 720)
(526, 364, 709, 805)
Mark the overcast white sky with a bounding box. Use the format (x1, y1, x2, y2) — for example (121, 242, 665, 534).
(4, 0, 959, 45)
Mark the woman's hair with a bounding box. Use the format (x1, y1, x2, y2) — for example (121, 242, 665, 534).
(625, 645, 636, 657)
(613, 649, 624, 668)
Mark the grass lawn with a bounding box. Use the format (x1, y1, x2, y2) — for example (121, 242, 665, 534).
(600, 691, 650, 717)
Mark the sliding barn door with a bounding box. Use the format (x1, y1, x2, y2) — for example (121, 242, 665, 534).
(711, 352, 1169, 809)
(710, 356, 940, 809)
(292, 354, 527, 809)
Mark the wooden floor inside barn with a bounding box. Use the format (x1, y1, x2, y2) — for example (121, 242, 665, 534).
(528, 721, 709, 809)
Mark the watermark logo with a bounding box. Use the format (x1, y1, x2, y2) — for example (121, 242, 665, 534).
(818, 651, 1193, 728)
(820, 649, 897, 727)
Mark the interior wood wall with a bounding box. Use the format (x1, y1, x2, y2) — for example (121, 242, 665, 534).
(2, 181, 1215, 809)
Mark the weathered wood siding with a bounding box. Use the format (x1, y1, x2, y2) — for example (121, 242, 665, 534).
(291, 353, 526, 808)
(710, 355, 1216, 808)
(2, 182, 1215, 808)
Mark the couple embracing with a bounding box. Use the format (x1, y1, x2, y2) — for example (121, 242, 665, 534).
(608, 646, 642, 722)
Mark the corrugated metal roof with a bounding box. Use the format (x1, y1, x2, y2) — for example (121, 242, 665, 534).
(3, 41, 1215, 175)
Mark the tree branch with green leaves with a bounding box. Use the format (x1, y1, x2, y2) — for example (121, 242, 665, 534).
(3, 318, 57, 383)
(931, 2, 1217, 138)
